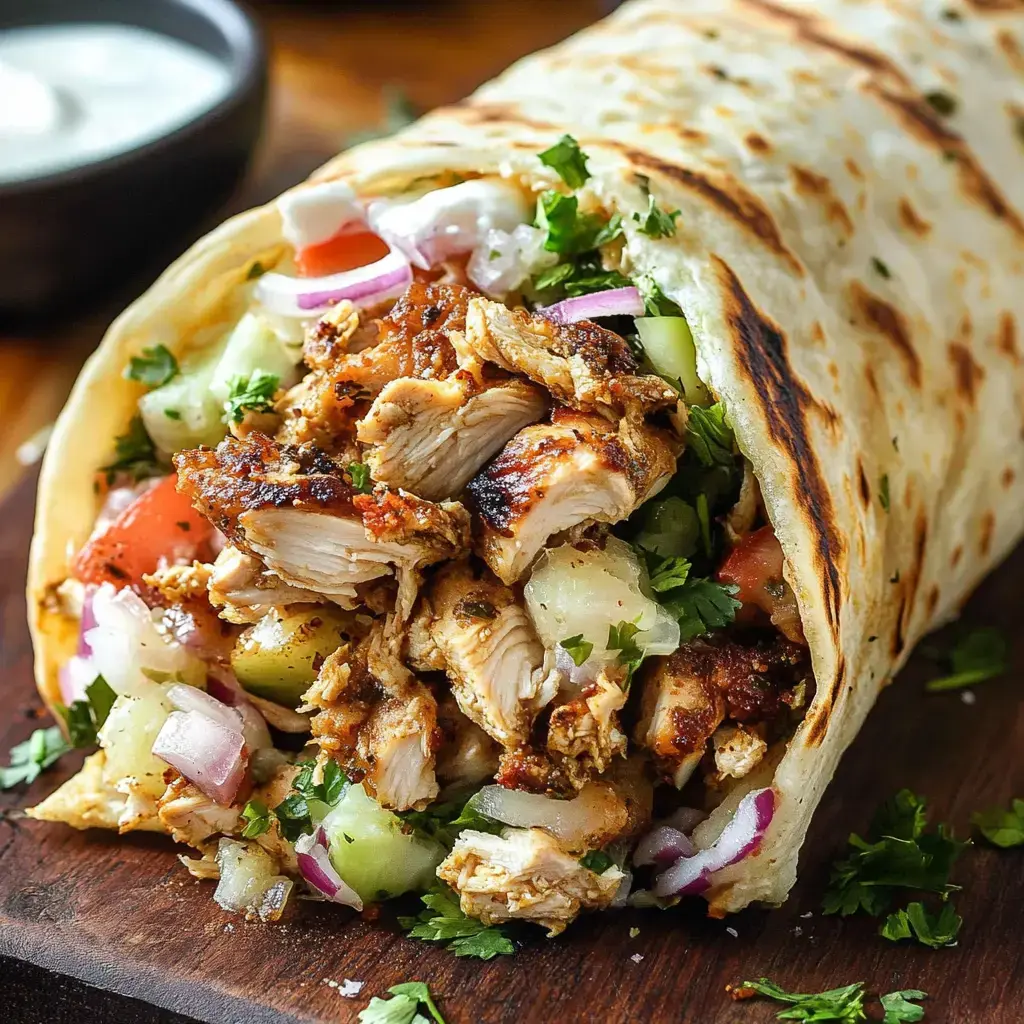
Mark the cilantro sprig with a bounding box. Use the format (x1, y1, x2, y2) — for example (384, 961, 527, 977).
(643, 553, 741, 642)
(1, 727, 71, 790)
(124, 344, 179, 388)
(537, 134, 591, 189)
(396, 791, 503, 850)
(272, 760, 347, 842)
(971, 797, 1024, 848)
(686, 402, 735, 467)
(559, 634, 594, 667)
(925, 628, 1007, 692)
(56, 675, 117, 748)
(348, 461, 373, 494)
(240, 799, 273, 839)
(224, 370, 280, 424)
(607, 619, 645, 680)
(633, 193, 680, 239)
(881, 900, 961, 948)
(358, 981, 447, 1024)
(735, 978, 867, 1022)
(399, 883, 515, 960)
(101, 415, 162, 483)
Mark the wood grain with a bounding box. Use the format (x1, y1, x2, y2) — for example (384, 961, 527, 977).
(2, 465, 1022, 1024)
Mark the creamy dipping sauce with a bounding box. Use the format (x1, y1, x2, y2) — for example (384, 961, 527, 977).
(0, 24, 231, 184)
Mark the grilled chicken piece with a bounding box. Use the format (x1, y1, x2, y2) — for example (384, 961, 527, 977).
(465, 298, 677, 417)
(175, 433, 470, 608)
(467, 409, 677, 584)
(546, 671, 628, 782)
(208, 545, 324, 624)
(418, 560, 560, 746)
(438, 827, 624, 936)
(277, 282, 468, 450)
(635, 637, 809, 788)
(157, 775, 242, 846)
(356, 376, 548, 501)
(436, 695, 500, 790)
(712, 724, 768, 780)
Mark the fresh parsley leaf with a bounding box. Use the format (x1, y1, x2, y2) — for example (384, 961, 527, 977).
(101, 415, 161, 483)
(240, 799, 272, 838)
(537, 134, 591, 189)
(634, 496, 700, 558)
(224, 370, 280, 424)
(348, 461, 373, 494)
(971, 798, 1024, 848)
(686, 403, 735, 467)
(607, 619, 645, 679)
(57, 675, 117, 748)
(661, 577, 742, 642)
(320, 760, 348, 805)
(637, 276, 683, 317)
(123, 344, 179, 388)
(164, 408, 182, 420)
(648, 555, 692, 593)
(400, 883, 515, 960)
(871, 257, 892, 280)
(823, 790, 968, 918)
(880, 990, 927, 1024)
(926, 627, 1007, 692)
(272, 759, 348, 841)
(1, 727, 70, 790)
(358, 981, 447, 1024)
(880, 900, 961, 948)
(535, 192, 622, 256)
(879, 474, 891, 513)
(560, 634, 594, 667)
(397, 792, 503, 849)
(737, 978, 867, 1022)
(633, 193, 680, 238)
(579, 850, 614, 873)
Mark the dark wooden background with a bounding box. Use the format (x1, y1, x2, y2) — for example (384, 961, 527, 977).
(1, 3, 1023, 1022)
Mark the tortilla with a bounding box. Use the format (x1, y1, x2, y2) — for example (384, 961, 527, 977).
(28, 0, 1024, 913)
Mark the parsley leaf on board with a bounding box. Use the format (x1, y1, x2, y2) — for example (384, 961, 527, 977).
(823, 789, 968, 918)
(736, 978, 867, 1022)
(56, 674, 117, 748)
(1, 727, 70, 790)
(560, 634, 594, 667)
(880, 900, 961, 948)
(123, 344, 179, 388)
(101, 415, 161, 483)
(971, 798, 1024, 848)
(240, 799, 273, 839)
(879, 990, 927, 1024)
(686, 403, 735, 467)
(633, 193, 681, 238)
(925, 627, 1007, 692)
(348, 461, 373, 494)
(224, 370, 280, 424)
(399, 883, 515, 960)
(537, 134, 591, 189)
(358, 981, 447, 1024)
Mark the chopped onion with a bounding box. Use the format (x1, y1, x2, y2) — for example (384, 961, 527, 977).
(151, 709, 246, 806)
(467, 223, 557, 296)
(652, 787, 775, 898)
(539, 286, 644, 324)
(633, 825, 694, 868)
(295, 830, 363, 910)
(214, 838, 293, 921)
(255, 245, 412, 317)
(368, 179, 531, 270)
(167, 683, 243, 735)
(278, 180, 363, 249)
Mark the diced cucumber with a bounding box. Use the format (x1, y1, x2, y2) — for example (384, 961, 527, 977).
(634, 316, 711, 406)
(231, 608, 352, 708)
(208, 312, 300, 406)
(323, 784, 445, 902)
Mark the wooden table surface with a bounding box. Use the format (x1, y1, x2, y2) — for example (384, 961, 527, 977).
(2, 4, 1024, 1023)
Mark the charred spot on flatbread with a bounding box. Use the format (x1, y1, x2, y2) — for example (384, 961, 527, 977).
(848, 281, 922, 387)
(948, 342, 984, 403)
(789, 165, 854, 237)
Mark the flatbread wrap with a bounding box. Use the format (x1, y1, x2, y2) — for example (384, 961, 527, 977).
(26, 0, 1024, 934)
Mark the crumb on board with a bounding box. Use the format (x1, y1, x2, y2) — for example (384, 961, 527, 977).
(725, 927, 738, 938)
(629, 927, 640, 939)
(630, 953, 644, 963)
(961, 690, 976, 705)
(325, 979, 364, 998)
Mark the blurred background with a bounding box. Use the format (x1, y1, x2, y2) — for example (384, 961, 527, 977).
(0, 0, 608, 502)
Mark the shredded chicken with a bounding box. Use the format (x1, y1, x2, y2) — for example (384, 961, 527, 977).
(464, 297, 677, 417)
(208, 545, 324, 624)
(174, 432, 470, 608)
(546, 671, 628, 782)
(467, 408, 678, 583)
(357, 376, 548, 501)
(712, 724, 768, 781)
(438, 827, 624, 936)
(415, 560, 559, 746)
(156, 775, 242, 846)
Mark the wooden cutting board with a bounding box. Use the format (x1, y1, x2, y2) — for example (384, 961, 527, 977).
(1, 471, 1023, 1024)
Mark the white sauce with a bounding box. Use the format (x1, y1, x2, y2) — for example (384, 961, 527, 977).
(0, 24, 231, 184)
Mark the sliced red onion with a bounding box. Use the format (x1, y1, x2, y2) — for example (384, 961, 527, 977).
(152, 709, 247, 806)
(652, 787, 775, 898)
(633, 825, 694, 868)
(295, 830, 363, 910)
(539, 286, 644, 324)
(206, 667, 243, 706)
(255, 245, 412, 317)
(204, 668, 273, 750)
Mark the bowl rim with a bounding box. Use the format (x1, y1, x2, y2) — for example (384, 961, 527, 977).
(0, 0, 266, 198)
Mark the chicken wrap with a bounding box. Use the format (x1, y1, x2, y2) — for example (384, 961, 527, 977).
(26, 0, 1024, 935)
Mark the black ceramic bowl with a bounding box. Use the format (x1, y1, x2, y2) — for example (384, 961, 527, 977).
(0, 0, 266, 321)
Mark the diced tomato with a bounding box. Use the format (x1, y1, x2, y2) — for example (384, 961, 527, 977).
(72, 474, 214, 589)
(295, 228, 390, 277)
(718, 525, 806, 643)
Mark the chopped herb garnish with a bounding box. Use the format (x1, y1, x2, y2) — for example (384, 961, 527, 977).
(164, 409, 182, 420)
(397, 792, 503, 850)
(1, 726, 70, 790)
(399, 883, 515, 960)
(924, 90, 958, 117)
(348, 461, 373, 493)
(971, 797, 1024, 848)
(879, 474, 891, 513)
(579, 850, 614, 874)
(686, 403, 735, 467)
(660, 575, 741, 642)
(695, 491, 712, 556)
(823, 789, 968, 918)
(941, 7, 962, 20)
(560, 634, 594, 667)
(607, 619, 645, 679)
(880, 990, 927, 1024)
(637, 276, 683, 317)
(734, 978, 867, 1022)
(224, 370, 280, 424)
(537, 134, 591, 189)
(124, 344, 179, 388)
(240, 799, 272, 839)
(925, 627, 1007, 691)
(871, 256, 891, 279)
(633, 193, 681, 239)
(101, 415, 161, 483)
(880, 900, 961, 948)
(358, 981, 447, 1024)
(57, 675, 117, 748)
(272, 759, 348, 842)
(649, 555, 693, 593)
